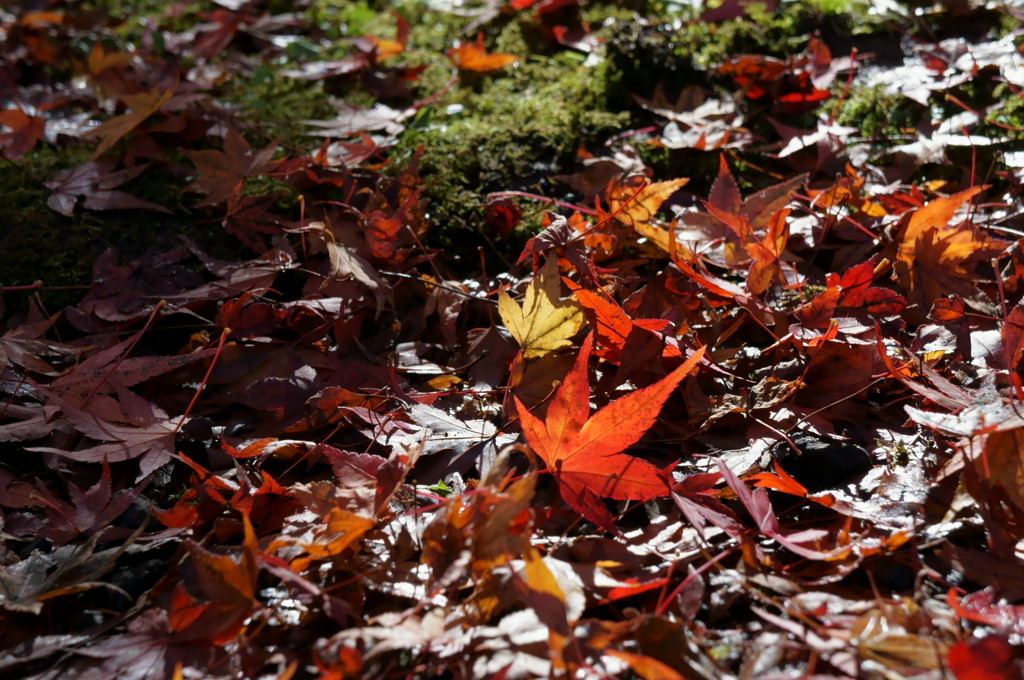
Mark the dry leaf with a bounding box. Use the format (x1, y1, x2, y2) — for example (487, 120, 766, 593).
(498, 256, 585, 359)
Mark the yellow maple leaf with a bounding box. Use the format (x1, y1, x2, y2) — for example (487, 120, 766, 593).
(498, 256, 584, 359)
(604, 176, 689, 255)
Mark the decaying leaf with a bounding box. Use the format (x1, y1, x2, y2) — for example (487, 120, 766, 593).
(184, 127, 279, 206)
(81, 88, 172, 159)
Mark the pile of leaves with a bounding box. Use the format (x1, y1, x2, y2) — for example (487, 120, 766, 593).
(2, 0, 1024, 678)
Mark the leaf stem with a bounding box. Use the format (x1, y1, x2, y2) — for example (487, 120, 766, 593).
(173, 327, 230, 436)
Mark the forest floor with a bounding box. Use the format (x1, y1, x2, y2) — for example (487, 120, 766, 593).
(2, 0, 1024, 678)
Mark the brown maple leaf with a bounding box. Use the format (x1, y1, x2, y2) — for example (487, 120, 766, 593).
(0, 310, 79, 375)
(184, 127, 279, 206)
(45, 160, 170, 216)
(0, 108, 45, 157)
(81, 88, 172, 160)
(0, 537, 122, 614)
(29, 386, 182, 479)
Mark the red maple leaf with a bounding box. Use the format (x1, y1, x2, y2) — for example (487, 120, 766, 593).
(947, 633, 1022, 679)
(565, 279, 681, 364)
(514, 334, 704, 532)
(894, 185, 1008, 311)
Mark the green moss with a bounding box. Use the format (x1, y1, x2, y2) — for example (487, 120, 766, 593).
(219, 65, 337, 145)
(0, 140, 240, 314)
(0, 146, 95, 298)
(393, 41, 627, 252)
(603, 0, 893, 108)
(833, 84, 923, 141)
(987, 84, 1024, 132)
(0, 153, 138, 312)
(80, 0, 203, 49)
(11, 0, 1017, 314)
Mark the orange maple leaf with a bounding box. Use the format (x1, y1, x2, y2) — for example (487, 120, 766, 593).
(705, 201, 790, 294)
(514, 334, 704, 532)
(565, 279, 681, 364)
(448, 33, 519, 72)
(86, 42, 133, 77)
(895, 186, 1006, 309)
(364, 11, 409, 60)
(744, 206, 789, 295)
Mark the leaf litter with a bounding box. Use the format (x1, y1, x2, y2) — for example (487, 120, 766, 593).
(1, 1, 1024, 679)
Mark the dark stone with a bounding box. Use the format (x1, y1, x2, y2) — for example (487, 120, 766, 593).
(769, 431, 873, 493)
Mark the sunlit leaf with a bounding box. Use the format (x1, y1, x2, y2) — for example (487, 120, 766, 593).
(498, 256, 585, 359)
(515, 334, 703, 531)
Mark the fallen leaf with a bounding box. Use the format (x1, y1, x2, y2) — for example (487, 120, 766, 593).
(895, 186, 1006, 311)
(796, 258, 906, 329)
(449, 33, 519, 71)
(29, 386, 182, 479)
(384, 402, 516, 458)
(605, 650, 686, 680)
(514, 334, 704, 532)
(0, 108, 46, 157)
(604, 176, 690, 254)
(0, 538, 120, 614)
(717, 459, 844, 559)
(565, 279, 681, 364)
(45, 160, 170, 216)
(743, 207, 789, 294)
(286, 507, 375, 572)
(498, 256, 585, 359)
(185, 514, 258, 608)
(81, 88, 172, 160)
(184, 127, 279, 206)
(947, 635, 1021, 680)
(364, 11, 409, 60)
(516, 212, 600, 286)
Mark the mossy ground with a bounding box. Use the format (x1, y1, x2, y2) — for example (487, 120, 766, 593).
(3, 0, 1021, 311)
(0, 151, 234, 312)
